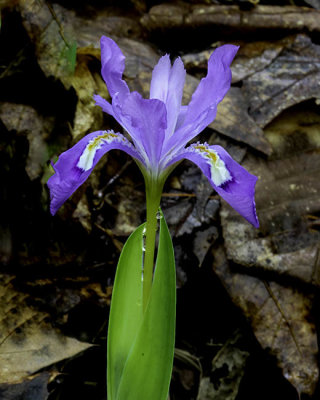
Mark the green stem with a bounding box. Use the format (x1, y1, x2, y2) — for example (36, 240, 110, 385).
(143, 178, 163, 312)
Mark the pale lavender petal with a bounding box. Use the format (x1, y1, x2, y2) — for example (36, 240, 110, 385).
(93, 94, 115, 117)
(174, 105, 188, 131)
(163, 45, 238, 155)
(100, 36, 129, 101)
(150, 56, 186, 138)
(166, 58, 186, 137)
(120, 92, 167, 168)
(167, 143, 259, 227)
(150, 54, 171, 102)
(47, 130, 143, 215)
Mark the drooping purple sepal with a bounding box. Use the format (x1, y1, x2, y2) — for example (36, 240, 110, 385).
(168, 143, 259, 227)
(48, 130, 143, 215)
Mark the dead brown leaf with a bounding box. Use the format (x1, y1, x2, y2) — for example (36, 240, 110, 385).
(0, 373, 50, 400)
(220, 102, 320, 286)
(69, 55, 104, 139)
(19, 0, 77, 88)
(182, 76, 271, 154)
(182, 38, 288, 84)
(243, 34, 320, 127)
(213, 245, 318, 396)
(197, 331, 249, 400)
(0, 103, 53, 181)
(141, 4, 320, 33)
(0, 274, 92, 384)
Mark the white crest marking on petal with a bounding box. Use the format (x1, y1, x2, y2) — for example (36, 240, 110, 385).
(77, 130, 126, 171)
(193, 144, 231, 186)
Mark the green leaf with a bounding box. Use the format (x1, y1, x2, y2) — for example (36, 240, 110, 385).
(107, 224, 145, 400)
(107, 211, 176, 400)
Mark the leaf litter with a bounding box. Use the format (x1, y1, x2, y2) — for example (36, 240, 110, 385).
(1, 1, 320, 399)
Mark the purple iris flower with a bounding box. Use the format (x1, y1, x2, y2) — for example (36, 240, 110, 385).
(48, 36, 259, 228)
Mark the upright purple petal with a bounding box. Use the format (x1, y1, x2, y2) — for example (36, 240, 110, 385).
(167, 143, 259, 227)
(150, 55, 186, 138)
(163, 45, 238, 155)
(184, 45, 238, 126)
(100, 36, 130, 101)
(150, 55, 171, 103)
(48, 130, 143, 215)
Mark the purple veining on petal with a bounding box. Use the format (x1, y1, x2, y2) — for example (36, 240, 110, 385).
(48, 130, 143, 215)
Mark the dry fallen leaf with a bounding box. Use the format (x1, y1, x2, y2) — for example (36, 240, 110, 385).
(0, 103, 53, 181)
(141, 4, 320, 33)
(69, 55, 104, 139)
(182, 38, 287, 84)
(0, 372, 50, 400)
(19, 0, 77, 88)
(197, 330, 249, 400)
(214, 92, 320, 396)
(243, 34, 320, 127)
(0, 274, 92, 384)
(212, 245, 318, 397)
(183, 76, 271, 155)
(220, 103, 320, 286)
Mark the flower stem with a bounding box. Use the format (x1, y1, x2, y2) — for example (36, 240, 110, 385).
(143, 178, 163, 312)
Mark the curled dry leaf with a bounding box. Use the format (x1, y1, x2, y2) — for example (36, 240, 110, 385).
(243, 34, 320, 127)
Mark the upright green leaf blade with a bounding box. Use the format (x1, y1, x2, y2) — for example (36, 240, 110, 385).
(116, 211, 176, 400)
(107, 224, 145, 400)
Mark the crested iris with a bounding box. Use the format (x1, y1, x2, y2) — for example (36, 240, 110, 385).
(48, 36, 259, 228)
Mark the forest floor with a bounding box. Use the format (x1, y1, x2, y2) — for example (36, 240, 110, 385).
(1, 0, 320, 399)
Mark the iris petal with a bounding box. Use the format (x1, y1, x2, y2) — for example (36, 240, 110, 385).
(184, 45, 239, 127)
(150, 54, 171, 102)
(120, 92, 167, 168)
(163, 45, 239, 155)
(167, 143, 259, 227)
(93, 94, 115, 117)
(100, 36, 130, 101)
(48, 130, 143, 215)
(150, 55, 186, 139)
